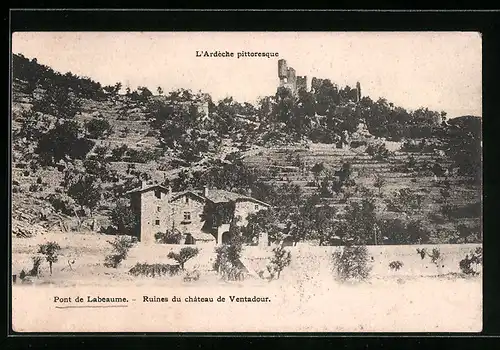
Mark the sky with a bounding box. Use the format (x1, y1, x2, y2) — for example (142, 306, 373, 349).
(12, 32, 482, 118)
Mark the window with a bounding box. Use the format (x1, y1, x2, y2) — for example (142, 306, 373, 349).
(185, 196, 189, 204)
(157, 206, 161, 212)
(183, 212, 191, 221)
(255, 205, 259, 210)
(154, 190, 162, 199)
(154, 219, 160, 226)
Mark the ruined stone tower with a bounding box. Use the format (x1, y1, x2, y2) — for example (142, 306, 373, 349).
(278, 59, 300, 95)
(356, 81, 362, 102)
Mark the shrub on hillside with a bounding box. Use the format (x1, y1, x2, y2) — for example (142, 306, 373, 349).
(111, 144, 129, 161)
(85, 118, 113, 139)
(29, 183, 42, 192)
(366, 143, 391, 160)
(385, 188, 423, 213)
(47, 193, 76, 216)
(104, 236, 135, 268)
(331, 245, 372, 282)
(66, 174, 101, 217)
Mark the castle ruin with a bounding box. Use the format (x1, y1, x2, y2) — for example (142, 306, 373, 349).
(278, 59, 361, 102)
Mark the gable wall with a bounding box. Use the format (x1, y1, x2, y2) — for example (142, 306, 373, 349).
(170, 193, 207, 234)
(139, 189, 171, 244)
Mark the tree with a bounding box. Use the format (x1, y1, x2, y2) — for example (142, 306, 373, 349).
(168, 247, 199, 270)
(15, 108, 50, 143)
(35, 120, 79, 163)
(274, 86, 296, 125)
(335, 198, 377, 245)
(35, 120, 95, 164)
(67, 174, 101, 216)
(157, 86, 163, 95)
(32, 84, 82, 119)
(104, 236, 135, 268)
(243, 208, 282, 244)
(38, 242, 61, 275)
(311, 162, 326, 186)
(373, 174, 386, 196)
(85, 118, 113, 139)
(267, 245, 292, 279)
(109, 199, 137, 235)
(444, 116, 481, 183)
(213, 234, 245, 281)
(332, 245, 372, 282)
(310, 203, 339, 246)
(114, 82, 122, 94)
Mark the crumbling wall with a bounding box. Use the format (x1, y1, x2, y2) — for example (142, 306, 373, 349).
(296, 76, 307, 92)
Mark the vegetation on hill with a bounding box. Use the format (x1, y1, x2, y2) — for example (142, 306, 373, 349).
(11, 53, 482, 246)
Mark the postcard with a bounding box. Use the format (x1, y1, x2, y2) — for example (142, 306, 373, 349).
(11, 31, 482, 332)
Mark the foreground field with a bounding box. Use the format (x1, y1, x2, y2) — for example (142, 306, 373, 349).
(11, 232, 482, 332)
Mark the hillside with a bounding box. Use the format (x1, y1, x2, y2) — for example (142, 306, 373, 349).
(11, 54, 481, 246)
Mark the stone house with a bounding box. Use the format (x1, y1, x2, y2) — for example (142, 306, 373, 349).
(126, 183, 271, 245)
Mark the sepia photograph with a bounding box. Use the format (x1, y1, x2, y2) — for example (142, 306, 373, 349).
(10, 31, 482, 333)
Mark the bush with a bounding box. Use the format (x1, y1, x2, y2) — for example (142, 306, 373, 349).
(29, 183, 41, 192)
(29, 256, 42, 277)
(85, 118, 113, 139)
(167, 247, 199, 270)
(104, 236, 135, 268)
(111, 144, 128, 161)
(331, 245, 372, 282)
(266, 245, 292, 280)
(129, 263, 180, 277)
(429, 248, 441, 264)
(19, 256, 43, 281)
(385, 188, 423, 213)
(47, 193, 76, 216)
(416, 248, 427, 259)
(183, 269, 201, 282)
(389, 260, 403, 271)
(366, 143, 391, 160)
(155, 229, 182, 244)
(459, 247, 482, 275)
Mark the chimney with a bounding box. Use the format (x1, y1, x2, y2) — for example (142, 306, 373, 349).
(203, 186, 209, 197)
(141, 180, 147, 189)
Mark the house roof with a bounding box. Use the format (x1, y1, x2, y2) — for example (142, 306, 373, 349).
(126, 184, 271, 207)
(125, 184, 169, 195)
(174, 189, 270, 207)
